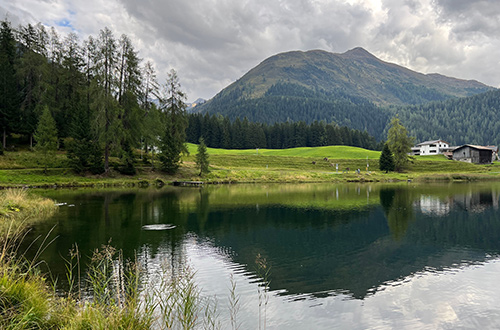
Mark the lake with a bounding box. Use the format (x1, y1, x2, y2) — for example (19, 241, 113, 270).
(25, 182, 500, 329)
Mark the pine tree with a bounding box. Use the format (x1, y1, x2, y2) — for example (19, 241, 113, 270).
(196, 137, 210, 176)
(386, 116, 414, 171)
(379, 143, 395, 172)
(34, 106, 58, 173)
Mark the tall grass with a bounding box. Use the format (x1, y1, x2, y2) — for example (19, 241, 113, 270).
(0, 223, 71, 329)
(1, 235, 238, 329)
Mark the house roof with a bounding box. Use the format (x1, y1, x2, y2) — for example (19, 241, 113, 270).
(416, 139, 449, 146)
(453, 144, 494, 152)
(485, 146, 499, 152)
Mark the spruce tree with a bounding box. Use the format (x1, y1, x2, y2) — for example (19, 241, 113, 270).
(66, 105, 104, 174)
(196, 137, 209, 176)
(379, 143, 395, 172)
(34, 106, 58, 173)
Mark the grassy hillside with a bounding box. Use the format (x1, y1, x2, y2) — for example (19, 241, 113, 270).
(187, 143, 380, 159)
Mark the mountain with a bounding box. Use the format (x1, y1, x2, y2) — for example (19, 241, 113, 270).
(186, 98, 206, 112)
(197, 47, 495, 141)
(210, 47, 491, 106)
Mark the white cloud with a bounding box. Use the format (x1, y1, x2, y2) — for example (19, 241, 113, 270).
(2, 0, 500, 101)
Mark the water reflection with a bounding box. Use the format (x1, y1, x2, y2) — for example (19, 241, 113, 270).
(24, 183, 500, 305)
(380, 188, 415, 240)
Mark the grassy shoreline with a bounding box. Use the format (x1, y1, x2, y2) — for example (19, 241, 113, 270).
(0, 189, 58, 237)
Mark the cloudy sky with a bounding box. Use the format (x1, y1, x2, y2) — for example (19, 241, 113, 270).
(2, 0, 500, 102)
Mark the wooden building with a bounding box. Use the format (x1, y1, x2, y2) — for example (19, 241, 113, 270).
(452, 145, 493, 164)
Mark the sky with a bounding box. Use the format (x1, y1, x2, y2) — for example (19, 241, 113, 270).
(1, 0, 500, 102)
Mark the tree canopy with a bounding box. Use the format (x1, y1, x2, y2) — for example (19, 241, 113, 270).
(386, 116, 414, 171)
(195, 137, 210, 176)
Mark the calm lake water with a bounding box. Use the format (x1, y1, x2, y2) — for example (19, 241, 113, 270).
(25, 183, 500, 329)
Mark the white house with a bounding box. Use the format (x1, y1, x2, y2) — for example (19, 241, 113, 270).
(411, 140, 450, 156)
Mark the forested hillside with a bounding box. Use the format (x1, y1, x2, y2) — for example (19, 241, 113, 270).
(197, 80, 500, 146)
(390, 90, 500, 146)
(201, 82, 389, 140)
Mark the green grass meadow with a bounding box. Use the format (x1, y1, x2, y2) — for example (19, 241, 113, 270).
(0, 144, 499, 187)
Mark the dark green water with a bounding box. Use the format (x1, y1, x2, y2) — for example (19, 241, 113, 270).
(25, 183, 500, 329)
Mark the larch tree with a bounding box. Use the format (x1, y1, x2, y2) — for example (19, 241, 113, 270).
(91, 27, 119, 174)
(116, 34, 143, 174)
(157, 69, 188, 174)
(16, 23, 47, 147)
(141, 61, 161, 165)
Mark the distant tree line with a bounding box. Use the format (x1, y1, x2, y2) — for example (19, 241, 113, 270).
(186, 113, 382, 150)
(0, 19, 186, 174)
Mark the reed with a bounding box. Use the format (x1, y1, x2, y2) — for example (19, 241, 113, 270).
(256, 253, 271, 330)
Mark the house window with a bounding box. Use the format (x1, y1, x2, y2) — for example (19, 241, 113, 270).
(430, 150, 437, 153)
(430, 144, 436, 147)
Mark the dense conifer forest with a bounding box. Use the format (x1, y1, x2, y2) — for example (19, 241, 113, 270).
(186, 113, 381, 150)
(388, 90, 500, 146)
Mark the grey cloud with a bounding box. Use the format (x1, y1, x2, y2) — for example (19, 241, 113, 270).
(434, 0, 500, 38)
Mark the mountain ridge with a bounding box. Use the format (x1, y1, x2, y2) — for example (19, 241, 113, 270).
(200, 47, 492, 108)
